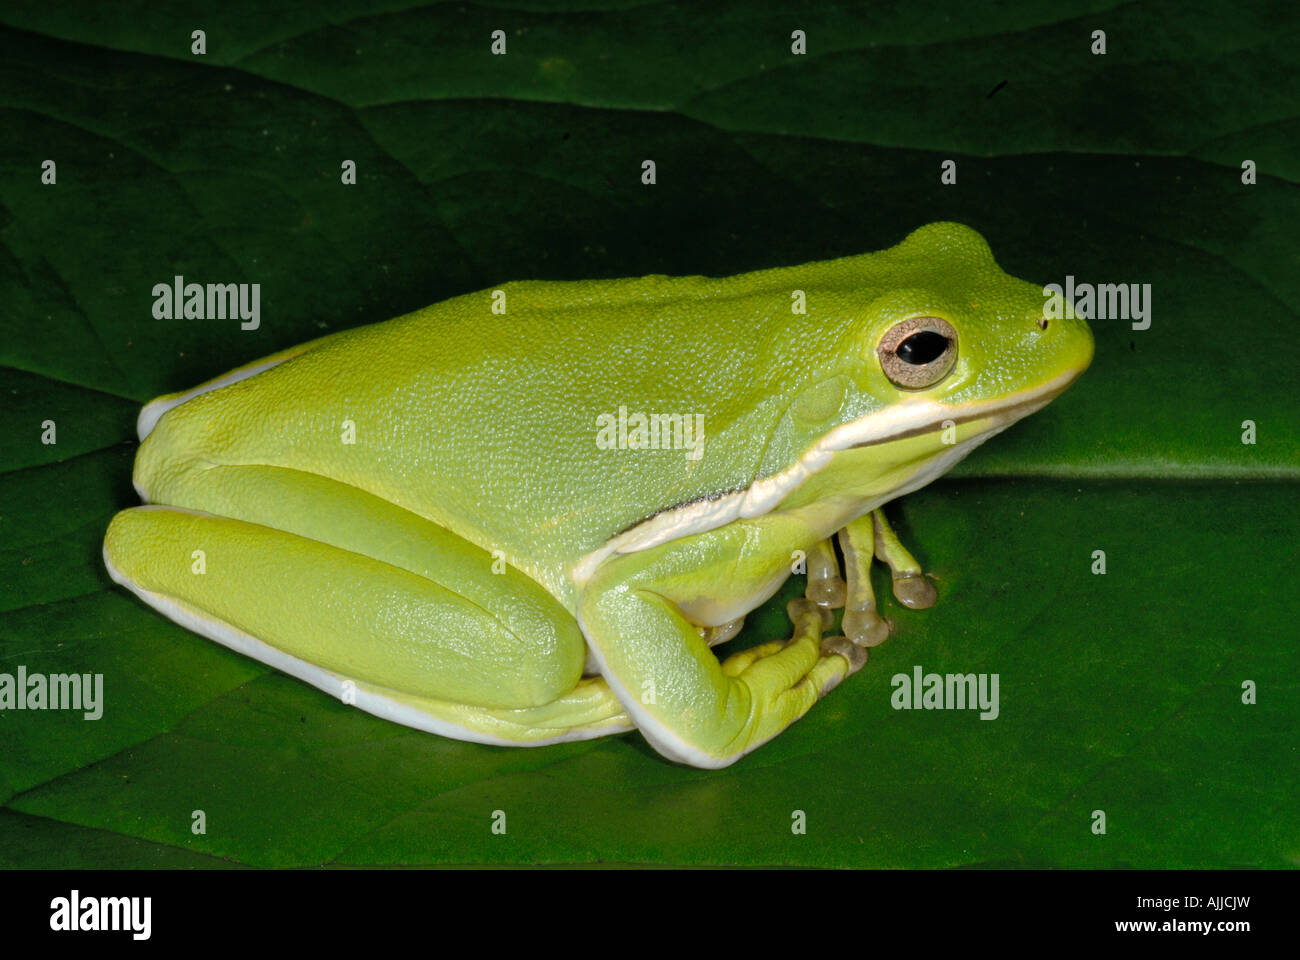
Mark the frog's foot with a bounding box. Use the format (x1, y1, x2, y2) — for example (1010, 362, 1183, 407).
(720, 598, 864, 696)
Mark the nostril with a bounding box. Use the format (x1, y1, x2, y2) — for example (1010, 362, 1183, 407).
(1036, 317, 1050, 331)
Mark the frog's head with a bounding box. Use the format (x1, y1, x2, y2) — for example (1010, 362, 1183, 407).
(752, 222, 1093, 516)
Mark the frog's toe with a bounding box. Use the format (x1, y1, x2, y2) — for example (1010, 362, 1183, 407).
(892, 573, 938, 610)
(842, 607, 892, 648)
(871, 510, 939, 611)
(704, 617, 745, 647)
(805, 572, 846, 609)
(819, 635, 867, 680)
(787, 596, 834, 632)
(804, 538, 847, 609)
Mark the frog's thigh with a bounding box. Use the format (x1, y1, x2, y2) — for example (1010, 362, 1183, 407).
(107, 509, 629, 738)
(105, 467, 591, 718)
(105, 503, 629, 744)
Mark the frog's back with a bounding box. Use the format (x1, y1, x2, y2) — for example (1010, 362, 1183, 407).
(136, 256, 884, 603)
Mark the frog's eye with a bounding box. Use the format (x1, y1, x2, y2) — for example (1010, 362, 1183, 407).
(877, 316, 958, 389)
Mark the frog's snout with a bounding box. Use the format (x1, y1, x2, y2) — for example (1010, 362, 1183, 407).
(1033, 308, 1095, 384)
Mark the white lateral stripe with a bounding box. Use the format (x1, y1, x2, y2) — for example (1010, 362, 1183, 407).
(571, 369, 1074, 584)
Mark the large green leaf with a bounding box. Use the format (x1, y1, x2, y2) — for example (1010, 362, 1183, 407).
(1, 0, 1295, 867)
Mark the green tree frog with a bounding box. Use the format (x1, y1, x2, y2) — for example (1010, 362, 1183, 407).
(103, 222, 1092, 768)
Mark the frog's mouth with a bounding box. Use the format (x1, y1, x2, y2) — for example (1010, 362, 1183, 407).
(739, 364, 1083, 516)
(843, 375, 1074, 451)
(571, 368, 1081, 585)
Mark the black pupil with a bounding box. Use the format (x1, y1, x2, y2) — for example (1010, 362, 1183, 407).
(896, 331, 949, 365)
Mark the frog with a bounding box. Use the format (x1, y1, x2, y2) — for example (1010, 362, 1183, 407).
(103, 222, 1093, 769)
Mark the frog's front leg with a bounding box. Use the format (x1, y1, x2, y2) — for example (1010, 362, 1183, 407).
(805, 509, 937, 648)
(578, 514, 866, 768)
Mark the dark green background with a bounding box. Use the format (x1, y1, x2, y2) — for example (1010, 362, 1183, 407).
(0, 1, 1296, 867)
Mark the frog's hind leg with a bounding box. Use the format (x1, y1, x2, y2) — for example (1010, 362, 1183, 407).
(106, 546, 632, 745)
(104, 463, 631, 746)
(361, 674, 633, 745)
